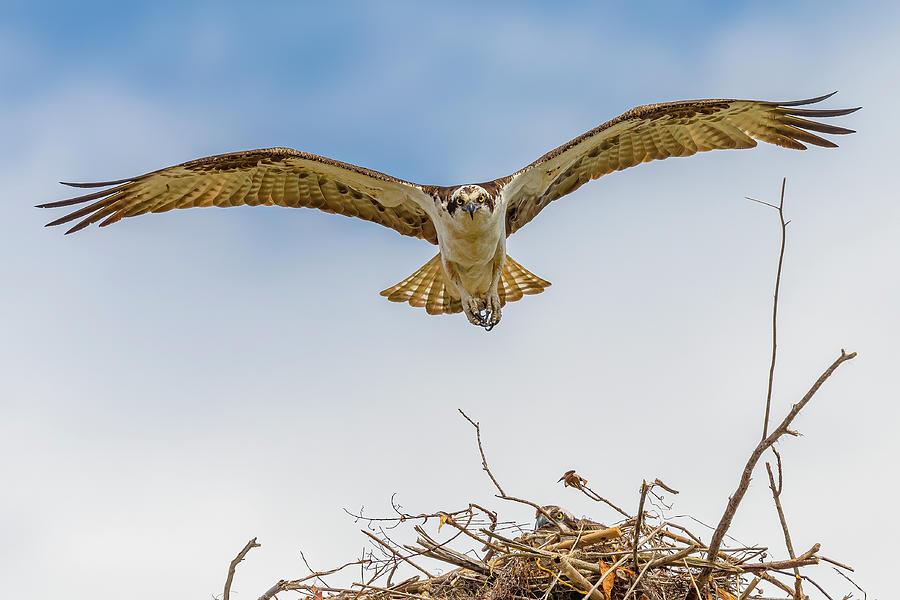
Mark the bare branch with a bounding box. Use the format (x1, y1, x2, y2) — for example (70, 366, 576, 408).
(765, 450, 804, 599)
(696, 181, 858, 595)
(633, 481, 649, 570)
(224, 537, 260, 600)
(762, 177, 789, 441)
(557, 469, 631, 518)
(362, 530, 435, 579)
(458, 409, 505, 496)
(459, 408, 562, 532)
(698, 349, 854, 592)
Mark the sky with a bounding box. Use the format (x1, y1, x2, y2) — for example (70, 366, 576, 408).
(2, 2, 897, 599)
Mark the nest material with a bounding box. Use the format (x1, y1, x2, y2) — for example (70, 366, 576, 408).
(295, 507, 821, 600)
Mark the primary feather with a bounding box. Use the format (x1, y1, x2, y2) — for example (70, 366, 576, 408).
(39, 93, 858, 328)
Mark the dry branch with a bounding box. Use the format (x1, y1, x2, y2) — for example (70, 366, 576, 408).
(696, 182, 857, 594)
(224, 537, 260, 600)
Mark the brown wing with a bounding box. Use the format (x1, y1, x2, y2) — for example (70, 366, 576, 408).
(502, 93, 860, 236)
(571, 517, 607, 531)
(39, 147, 439, 244)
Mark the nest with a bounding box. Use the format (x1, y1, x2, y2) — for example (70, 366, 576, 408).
(253, 493, 834, 600)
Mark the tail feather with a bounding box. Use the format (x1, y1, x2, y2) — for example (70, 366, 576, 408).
(380, 254, 550, 315)
(499, 256, 551, 304)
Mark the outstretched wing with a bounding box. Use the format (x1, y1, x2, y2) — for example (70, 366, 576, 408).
(501, 93, 859, 236)
(39, 147, 439, 244)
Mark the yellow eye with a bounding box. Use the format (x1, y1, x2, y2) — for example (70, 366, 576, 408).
(456, 199, 463, 205)
(556, 512, 564, 520)
(478, 194, 485, 203)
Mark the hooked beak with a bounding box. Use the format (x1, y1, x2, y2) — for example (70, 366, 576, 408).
(534, 513, 551, 531)
(463, 201, 478, 219)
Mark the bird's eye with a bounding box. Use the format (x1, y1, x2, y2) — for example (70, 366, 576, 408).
(456, 199, 463, 205)
(478, 194, 485, 203)
(556, 512, 564, 520)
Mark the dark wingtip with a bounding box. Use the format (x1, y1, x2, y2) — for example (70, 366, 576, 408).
(59, 177, 134, 188)
(776, 91, 839, 106)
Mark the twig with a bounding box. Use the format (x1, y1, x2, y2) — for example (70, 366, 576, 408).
(362, 530, 435, 579)
(765, 450, 803, 599)
(256, 559, 371, 600)
(633, 481, 649, 570)
(257, 580, 289, 600)
(645, 544, 702, 568)
(459, 409, 505, 496)
(438, 513, 504, 554)
(741, 544, 820, 572)
(833, 567, 866, 599)
(558, 469, 631, 518)
(754, 177, 789, 441)
(652, 478, 680, 495)
(351, 582, 433, 600)
(459, 409, 561, 532)
(224, 537, 260, 600)
(554, 555, 604, 600)
(759, 571, 799, 596)
(818, 555, 853, 571)
(783, 572, 835, 600)
(738, 576, 761, 600)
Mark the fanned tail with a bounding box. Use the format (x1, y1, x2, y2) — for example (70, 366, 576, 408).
(498, 255, 552, 304)
(380, 254, 550, 315)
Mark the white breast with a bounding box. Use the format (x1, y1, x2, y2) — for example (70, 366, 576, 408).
(435, 206, 507, 296)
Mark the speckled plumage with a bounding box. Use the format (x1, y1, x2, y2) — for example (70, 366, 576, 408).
(39, 93, 858, 328)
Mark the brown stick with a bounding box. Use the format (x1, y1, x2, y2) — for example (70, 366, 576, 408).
(459, 409, 561, 532)
(741, 544, 820, 572)
(554, 555, 605, 600)
(738, 576, 761, 600)
(754, 177, 789, 441)
(545, 527, 623, 551)
(256, 559, 371, 600)
(362, 530, 435, 579)
(633, 480, 649, 570)
(224, 537, 260, 600)
(645, 544, 702, 568)
(765, 450, 804, 599)
(759, 571, 798, 596)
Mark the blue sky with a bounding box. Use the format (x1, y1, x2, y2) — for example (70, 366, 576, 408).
(2, 2, 897, 599)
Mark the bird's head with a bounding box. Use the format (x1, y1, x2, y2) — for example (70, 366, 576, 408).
(446, 185, 495, 220)
(534, 505, 576, 532)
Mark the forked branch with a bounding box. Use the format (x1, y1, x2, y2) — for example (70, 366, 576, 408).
(696, 182, 857, 593)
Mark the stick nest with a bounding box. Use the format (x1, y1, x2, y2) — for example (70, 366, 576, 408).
(261, 496, 828, 600)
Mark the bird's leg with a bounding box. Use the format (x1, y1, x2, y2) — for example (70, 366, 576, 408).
(483, 247, 505, 327)
(445, 261, 487, 326)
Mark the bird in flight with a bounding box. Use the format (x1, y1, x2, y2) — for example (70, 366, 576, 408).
(39, 93, 858, 329)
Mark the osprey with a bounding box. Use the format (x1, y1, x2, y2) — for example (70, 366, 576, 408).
(534, 505, 606, 532)
(39, 93, 858, 329)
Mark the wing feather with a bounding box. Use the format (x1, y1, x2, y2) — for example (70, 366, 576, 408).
(502, 94, 859, 235)
(40, 147, 439, 243)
